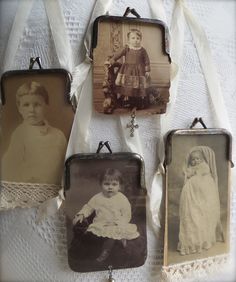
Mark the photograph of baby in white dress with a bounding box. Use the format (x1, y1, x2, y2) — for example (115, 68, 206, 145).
(65, 159, 146, 272)
(1, 75, 74, 185)
(166, 135, 230, 265)
(178, 147, 224, 256)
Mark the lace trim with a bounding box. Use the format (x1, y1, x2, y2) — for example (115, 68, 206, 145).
(0, 181, 61, 210)
(161, 254, 229, 282)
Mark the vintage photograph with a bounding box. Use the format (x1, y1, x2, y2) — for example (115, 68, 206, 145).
(65, 156, 147, 272)
(92, 17, 171, 115)
(0, 71, 74, 185)
(164, 132, 231, 265)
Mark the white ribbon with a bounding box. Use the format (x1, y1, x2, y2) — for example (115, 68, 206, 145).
(66, 66, 92, 156)
(1, 0, 34, 73)
(36, 188, 65, 223)
(182, 0, 231, 132)
(70, 0, 113, 99)
(84, 0, 113, 56)
(147, 0, 185, 230)
(67, 0, 113, 156)
(2, 0, 74, 74)
(148, 0, 167, 23)
(165, 0, 185, 129)
(43, 0, 74, 72)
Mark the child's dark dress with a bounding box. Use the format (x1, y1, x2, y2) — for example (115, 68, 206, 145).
(113, 46, 150, 97)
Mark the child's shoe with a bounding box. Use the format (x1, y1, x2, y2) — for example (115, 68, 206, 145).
(121, 239, 127, 248)
(96, 249, 110, 262)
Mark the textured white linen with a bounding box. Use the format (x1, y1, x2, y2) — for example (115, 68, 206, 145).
(0, 0, 236, 281)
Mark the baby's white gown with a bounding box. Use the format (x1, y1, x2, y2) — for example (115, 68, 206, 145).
(77, 192, 140, 240)
(178, 152, 223, 255)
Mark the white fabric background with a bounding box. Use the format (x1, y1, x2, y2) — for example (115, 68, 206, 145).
(0, 0, 236, 281)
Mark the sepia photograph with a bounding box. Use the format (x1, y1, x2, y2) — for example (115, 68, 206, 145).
(64, 155, 147, 272)
(164, 131, 231, 265)
(92, 17, 171, 115)
(0, 70, 74, 185)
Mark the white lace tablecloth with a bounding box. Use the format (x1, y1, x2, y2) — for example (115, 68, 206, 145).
(0, 0, 236, 281)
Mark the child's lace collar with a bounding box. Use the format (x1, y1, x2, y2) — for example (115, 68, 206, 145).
(128, 45, 142, 50)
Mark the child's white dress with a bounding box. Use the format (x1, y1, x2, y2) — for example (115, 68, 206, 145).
(76, 192, 140, 240)
(2, 121, 66, 184)
(178, 146, 223, 255)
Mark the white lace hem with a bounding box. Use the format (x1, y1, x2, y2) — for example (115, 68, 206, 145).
(0, 181, 61, 210)
(88, 228, 140, 240)
(161, 254, 229, 282)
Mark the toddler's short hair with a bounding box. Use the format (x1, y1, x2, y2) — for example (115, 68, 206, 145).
(127, 29, 142, 40)
(100, 168, 123, 185)
(16, 81, 49, 105)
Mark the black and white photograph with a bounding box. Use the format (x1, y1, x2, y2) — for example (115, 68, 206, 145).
(0, 71, 74, 185)
(65, 156, 147, 272)
(164, 132, 231, 265)
(92, 17, 171, 115)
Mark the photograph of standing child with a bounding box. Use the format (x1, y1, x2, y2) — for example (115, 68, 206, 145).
(178, 146, 224, 256)
(107, 29, 151, 110)
(72, 168, 140, 262)
(93, 19, 171, 115)
(1, 81, 67, 184)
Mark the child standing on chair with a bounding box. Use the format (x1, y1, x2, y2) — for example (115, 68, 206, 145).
(109, 28, 151, 110)
(73, 168, 140, 262)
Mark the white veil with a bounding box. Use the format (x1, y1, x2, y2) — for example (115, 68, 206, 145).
(184, 146, 218, 185)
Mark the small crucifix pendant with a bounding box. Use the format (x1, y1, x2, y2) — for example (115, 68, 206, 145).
(126, 109, 139, 137)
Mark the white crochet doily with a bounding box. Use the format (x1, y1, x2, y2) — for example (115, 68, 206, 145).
(0, 181, 61, 210)
(0, 0, 236, 281)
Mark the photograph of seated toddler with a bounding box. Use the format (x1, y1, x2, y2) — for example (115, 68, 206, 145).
(178, 146, 224, 256)
(1, 81, 67, 184)
(68, 167, 146, 271)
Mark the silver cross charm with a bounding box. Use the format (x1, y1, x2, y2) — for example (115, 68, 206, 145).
(126, 110, 139, 137)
